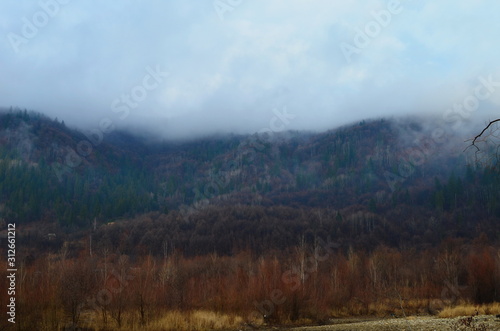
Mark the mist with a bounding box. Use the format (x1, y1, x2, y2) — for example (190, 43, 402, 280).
(2, 0, 500, 139)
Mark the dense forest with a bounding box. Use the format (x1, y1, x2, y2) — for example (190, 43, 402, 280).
(1, 109, 500, 330)
(1, 109, 499, 244)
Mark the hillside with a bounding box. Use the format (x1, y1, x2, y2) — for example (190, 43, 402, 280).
(0, 109, 499, 255)
(2, 109, 500, 330)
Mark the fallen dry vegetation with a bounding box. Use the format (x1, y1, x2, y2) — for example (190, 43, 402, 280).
(439, 303, 500, 318)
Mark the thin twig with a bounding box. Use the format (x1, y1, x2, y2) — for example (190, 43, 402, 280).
(470, 119, 500, 151)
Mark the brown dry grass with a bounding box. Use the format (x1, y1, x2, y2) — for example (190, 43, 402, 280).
(69, 309, 245, 331)
(330, 299, 433, 318)
(438, 302, 500, 318)
(148, 310, 244, 331)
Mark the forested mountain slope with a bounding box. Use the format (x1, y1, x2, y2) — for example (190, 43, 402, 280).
(0, 109, 499, 255)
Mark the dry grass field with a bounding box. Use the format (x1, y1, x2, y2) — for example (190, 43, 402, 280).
(438, 303, 500, 318)
(43, 303, 500, 330)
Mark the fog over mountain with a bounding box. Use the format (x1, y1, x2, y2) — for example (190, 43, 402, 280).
(2, 0, 500, 139)
(3, 3, 500, 324)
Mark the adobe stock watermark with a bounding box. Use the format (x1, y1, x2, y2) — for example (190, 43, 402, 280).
(110, 66, 169, 120)
(340, 0, 406, 63)
(213, 0, 244, 21)
(443, 75, 500, 130)
(179, 106, 296, 221)
(250, 238, 340, 321)
(384, 128, 446, 192)
(384, 74, 500, 192)
(71, 268, 135, 328)
(426, 280, 468, 313)
(51, 65, 169, 182)
(7, 0, 72, 53)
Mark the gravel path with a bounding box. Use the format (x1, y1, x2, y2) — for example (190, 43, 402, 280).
(258, 315, 500, 331)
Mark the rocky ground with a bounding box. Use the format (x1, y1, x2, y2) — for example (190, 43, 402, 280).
(257, 315, 500, 331)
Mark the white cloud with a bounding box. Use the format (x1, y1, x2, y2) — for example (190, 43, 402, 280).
(1, 0, 500, 137)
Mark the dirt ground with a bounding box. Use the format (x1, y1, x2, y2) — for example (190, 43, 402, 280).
(257, 315, 500, 331)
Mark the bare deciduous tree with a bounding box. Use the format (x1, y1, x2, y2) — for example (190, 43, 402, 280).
(467, 119, 500, 169)
(59, 259, 97, 326)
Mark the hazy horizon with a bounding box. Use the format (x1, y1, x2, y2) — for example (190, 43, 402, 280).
(2, 0, 500, 139)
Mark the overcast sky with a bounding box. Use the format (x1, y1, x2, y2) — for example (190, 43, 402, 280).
(2, 0, 500, 138)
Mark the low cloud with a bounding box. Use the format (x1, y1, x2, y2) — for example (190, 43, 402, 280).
(1, 0, 500, 138)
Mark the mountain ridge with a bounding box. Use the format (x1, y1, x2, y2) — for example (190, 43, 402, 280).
(0, 109, 499, 255)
